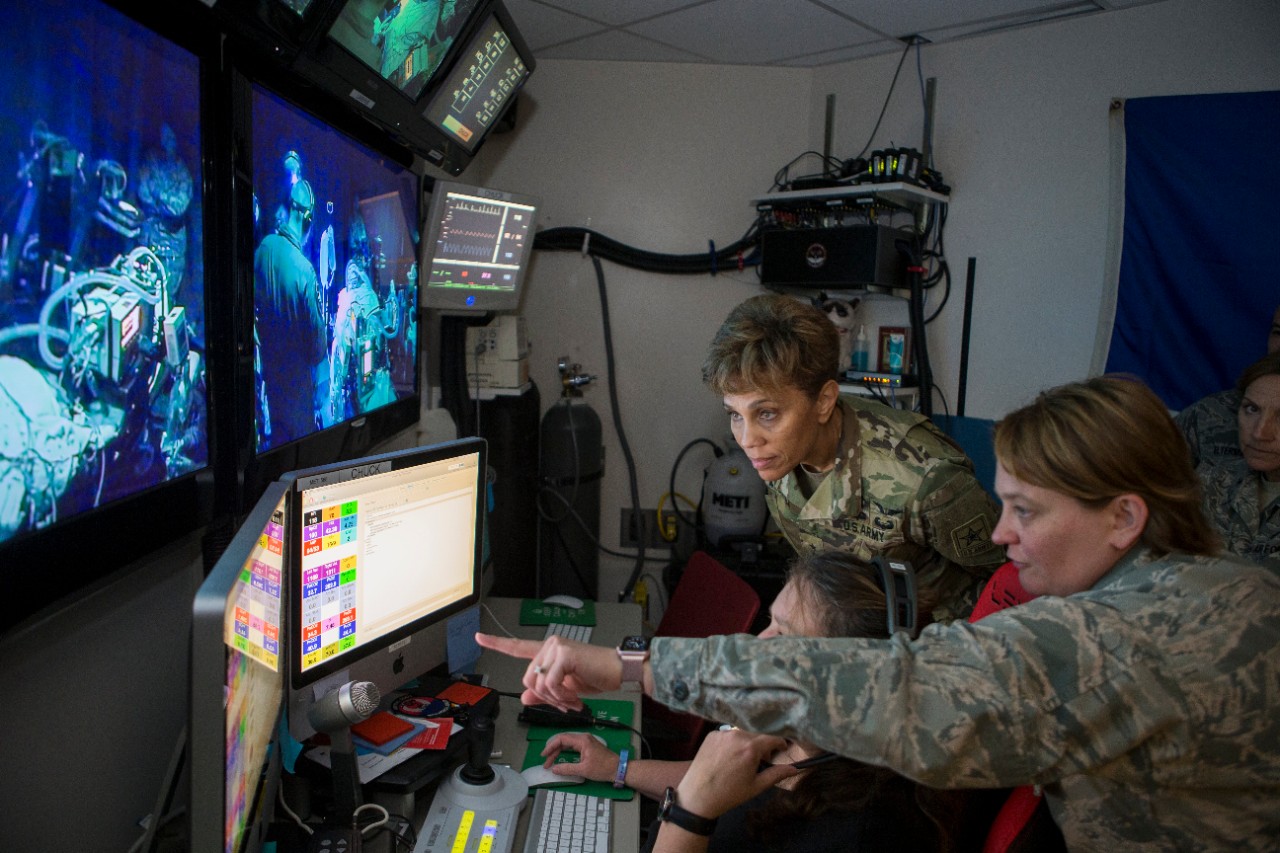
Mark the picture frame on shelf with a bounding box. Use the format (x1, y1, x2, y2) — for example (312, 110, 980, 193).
(878, 326, 910, 374)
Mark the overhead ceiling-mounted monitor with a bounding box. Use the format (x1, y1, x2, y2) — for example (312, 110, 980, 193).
(326, 0, 485, 102)
(420, 10, 531, 164)
(220, 0, 536, 175)
(420, 180, 539, 313)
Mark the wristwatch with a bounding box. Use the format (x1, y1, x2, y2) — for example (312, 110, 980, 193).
(616, 635, 649, 691)
(659, 786, 717, 836)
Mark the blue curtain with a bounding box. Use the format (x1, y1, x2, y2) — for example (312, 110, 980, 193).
(1106, 91, 1280, 410)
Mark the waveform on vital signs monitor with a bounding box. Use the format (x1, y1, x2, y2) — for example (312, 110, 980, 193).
(442, 227, 502, 240)
(438, 242, 495, 259)
(449, 201, 504, 217)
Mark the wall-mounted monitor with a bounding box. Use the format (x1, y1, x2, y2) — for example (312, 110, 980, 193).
(283, 438, 486, 741)
(0, 0, 221, 623)
(420, 11, 531, 157)
(420, 181, 538, 313)
(326, 0, 485, 102)
(240, 78, 422, 502)
(219, 0, 535, 176)
(190, 480, 289, 853)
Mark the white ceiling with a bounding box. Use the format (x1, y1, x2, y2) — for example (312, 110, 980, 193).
(502, 0, 1170, 66)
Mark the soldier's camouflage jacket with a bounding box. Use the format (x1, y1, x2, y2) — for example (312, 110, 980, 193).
(1198, 457, 1280, 570)
(766, 395, 1005, 621)
(1175, 389, 1242, 469)
(651, 547, 1280, 851)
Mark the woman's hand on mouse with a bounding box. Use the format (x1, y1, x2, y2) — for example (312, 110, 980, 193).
(541, 732, 617, 780)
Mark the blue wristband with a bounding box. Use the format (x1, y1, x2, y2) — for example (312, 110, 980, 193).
(613, 749, 630, 789)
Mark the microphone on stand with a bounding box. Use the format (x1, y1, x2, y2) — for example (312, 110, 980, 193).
(309, 681, 381, 825)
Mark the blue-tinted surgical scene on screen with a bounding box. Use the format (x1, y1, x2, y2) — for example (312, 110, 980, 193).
(252, 87, 419, 453)
(0, 0, 208, 546)
(328, 0, 483, 100)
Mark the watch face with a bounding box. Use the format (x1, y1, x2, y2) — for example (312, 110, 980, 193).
(660, 786, 676, 817)
(620, 635, 649, 652)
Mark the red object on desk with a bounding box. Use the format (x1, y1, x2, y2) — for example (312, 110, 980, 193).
(350, 711, 414, 746)
(405, 719, 454, 750)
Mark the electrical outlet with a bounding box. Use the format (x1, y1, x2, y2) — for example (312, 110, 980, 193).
(619, 508, 678, 549)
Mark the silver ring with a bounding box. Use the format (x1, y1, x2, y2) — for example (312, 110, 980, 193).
(532, 664, 545, 675)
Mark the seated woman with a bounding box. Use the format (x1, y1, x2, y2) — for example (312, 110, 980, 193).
(538, 551, 993, 852)
(1197, 350, 1280, 569)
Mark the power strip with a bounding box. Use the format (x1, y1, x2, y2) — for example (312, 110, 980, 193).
(843, 371, 918, 388)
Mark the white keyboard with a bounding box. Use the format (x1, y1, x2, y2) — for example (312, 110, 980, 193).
(521, 788, 611, 853)
(543, 622, 593, 643)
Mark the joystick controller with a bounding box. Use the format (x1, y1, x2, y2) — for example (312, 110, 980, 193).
(412, 713, 528, 853)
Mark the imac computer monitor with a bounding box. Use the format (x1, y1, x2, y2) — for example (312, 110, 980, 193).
(284, 438, 486, 740)
(420, 181, 538, 313)
(190, 480, 289, 853)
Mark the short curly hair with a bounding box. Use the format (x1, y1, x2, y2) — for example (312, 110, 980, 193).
(702, 293, 840, 399)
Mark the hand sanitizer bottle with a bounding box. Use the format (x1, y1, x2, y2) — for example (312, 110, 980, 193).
(852, 325, 871, 372)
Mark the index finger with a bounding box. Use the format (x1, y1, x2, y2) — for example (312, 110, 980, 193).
(475, 632, 543, 660)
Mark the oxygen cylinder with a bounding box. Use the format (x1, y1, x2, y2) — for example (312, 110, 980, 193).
(538, 397, 604, 600)
(702, 445, 767, 548)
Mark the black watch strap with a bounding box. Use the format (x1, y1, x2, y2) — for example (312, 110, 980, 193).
(659, 786, 718, 836)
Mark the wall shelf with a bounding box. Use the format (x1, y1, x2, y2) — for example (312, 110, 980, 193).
(751, 181, 949, 209)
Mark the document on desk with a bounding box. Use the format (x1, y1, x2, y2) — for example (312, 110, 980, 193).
(306, 718, 461, 783)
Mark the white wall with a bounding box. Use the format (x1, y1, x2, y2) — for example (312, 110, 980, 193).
(811, 0, 1280, 418)
(478, 62, 814, 599)
(466, 0, 1280, 600)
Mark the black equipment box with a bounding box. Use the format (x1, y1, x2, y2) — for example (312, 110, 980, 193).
(760, 224, 906, 289)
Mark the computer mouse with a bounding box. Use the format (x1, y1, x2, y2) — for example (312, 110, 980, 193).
(542, 594, 585, 609)
(521, 763, 584, 787)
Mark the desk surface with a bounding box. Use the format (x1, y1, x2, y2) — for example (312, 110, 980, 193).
(475, 596, 643, 853)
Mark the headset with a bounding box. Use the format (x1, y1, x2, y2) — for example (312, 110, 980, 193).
(756, 556, 920, 773)
(870, 555, 919, 639)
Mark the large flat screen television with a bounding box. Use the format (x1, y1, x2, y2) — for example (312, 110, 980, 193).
(190, 480, 289, 853)
(282, 438, 486, 742)
(241, 78, 422, 502)
(420, 180, 538, 313)
(0, 0, 220, 623)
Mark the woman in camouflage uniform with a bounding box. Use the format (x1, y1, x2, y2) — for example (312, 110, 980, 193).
(1196, 350, 1280, 569)
(703, 293, 1005, 621)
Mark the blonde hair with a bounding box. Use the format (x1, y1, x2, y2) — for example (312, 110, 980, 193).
(994, 375, 1218, 557)
(702, 293, 839, 398)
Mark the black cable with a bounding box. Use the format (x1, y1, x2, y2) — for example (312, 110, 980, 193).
(855, 41, 914, 160)
(769, 150, 845, 192)
(591, 255, 647, 601)
(668, 438, 721, 528)
(922, 259, 951, 324)
(536, 486, 669, 563)
(533, 220, 763, 276)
